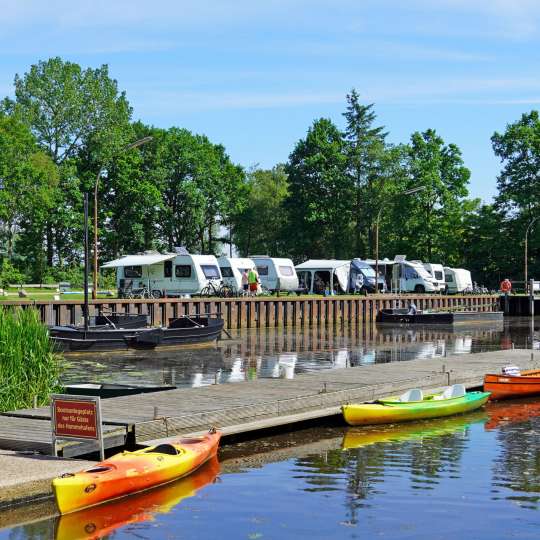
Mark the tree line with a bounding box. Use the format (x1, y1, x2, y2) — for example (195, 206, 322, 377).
(0, 58, 538, 289)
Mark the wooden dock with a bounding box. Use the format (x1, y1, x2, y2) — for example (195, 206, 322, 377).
(2, 293, 499, 330)
(0, 349, 536, 456)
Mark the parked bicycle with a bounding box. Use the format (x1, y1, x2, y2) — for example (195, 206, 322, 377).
(200, 280, 236, 298)
(125, 284, 154, 299)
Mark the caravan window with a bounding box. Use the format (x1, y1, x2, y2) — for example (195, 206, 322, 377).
(164, 260, 172, 278)
(220, 266, 233, 278)
(403, 266, 419, 279)
(278, 266, 294, 276)
(257, 265, 269, 276)
(201, 265, 220, 279)
(175, 265, 192, 278)
(434, 270, 443, 280)
(124, 266, 142, 278)
(445, 273, 454, 283)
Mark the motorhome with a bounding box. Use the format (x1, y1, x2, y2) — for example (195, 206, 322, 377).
(349, 259, 387, 293)
(444, 267, 473, 294)
(391, 256, 439, 293)
(102, 251, 222, 297)
(422, 262, 446, 291)
(217, 256, 256, 292)
(295, 260, 350, 295)
(250, 256, 299, 292)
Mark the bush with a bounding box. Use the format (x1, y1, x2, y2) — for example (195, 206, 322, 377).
(0, 307, 63, 411)
(0, 261, 25, 288)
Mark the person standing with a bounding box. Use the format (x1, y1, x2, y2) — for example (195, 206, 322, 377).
(241, 269, 249, 296)
(248, 267, 258, 296)
(500, 278, 512, 294)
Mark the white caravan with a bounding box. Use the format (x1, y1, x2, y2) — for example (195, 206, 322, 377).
(250, 256, 299, 292)
(444, 267, 473, 294)
(102, 251, 222, 297)
(217, 256, 256, 291)
(421, 262, 446, 291)
(391, 256, 439, 293)
(295, 259, 350, 295)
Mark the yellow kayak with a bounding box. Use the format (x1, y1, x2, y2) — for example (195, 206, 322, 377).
(342, 409, 488, 450)
(342, 385, 490, 426)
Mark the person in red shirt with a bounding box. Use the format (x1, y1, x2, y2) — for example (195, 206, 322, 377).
(500, 278, 512, 294)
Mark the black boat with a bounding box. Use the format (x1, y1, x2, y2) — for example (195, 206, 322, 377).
(64, 382, 176, 398)
(48, 194, 224, 353)
(49, 315, 224, 352)
(376, 308, 503, 324)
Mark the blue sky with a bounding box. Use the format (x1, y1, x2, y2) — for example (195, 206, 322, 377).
(1, 0, 540, 201)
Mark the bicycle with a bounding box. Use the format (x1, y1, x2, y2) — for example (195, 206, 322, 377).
(200, 280, 236, 298)
(126, 284, 154, 299)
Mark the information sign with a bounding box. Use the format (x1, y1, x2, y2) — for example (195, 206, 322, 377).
(51, 394, 104, 459)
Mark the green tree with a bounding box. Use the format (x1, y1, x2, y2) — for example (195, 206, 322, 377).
(343, 89, 388, 257)
(232, 165, 289, 256)
(284, 118, 353, 260)
(389, 129, 470, 261)
(3, 57, 133, 267)
(0, 112, 59, 282)
(492, 111, 540, 215)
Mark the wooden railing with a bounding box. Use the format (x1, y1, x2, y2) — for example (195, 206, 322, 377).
(1, 294, 500, 329)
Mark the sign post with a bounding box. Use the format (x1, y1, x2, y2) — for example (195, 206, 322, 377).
(51, 394, 104, 460)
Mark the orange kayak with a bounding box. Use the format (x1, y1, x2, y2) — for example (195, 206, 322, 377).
(52, 430, 221, 514)
(55, 456, 220, 540)
(484, 369, 540, 400)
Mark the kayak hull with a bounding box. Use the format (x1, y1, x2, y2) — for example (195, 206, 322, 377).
(342, 391, 490, 426)
(53, 431, 221, 514)
(484, 370, 540, 400)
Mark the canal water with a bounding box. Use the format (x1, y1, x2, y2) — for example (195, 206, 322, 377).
(62, 317, 539, 388)
(2, 399, 540, 539)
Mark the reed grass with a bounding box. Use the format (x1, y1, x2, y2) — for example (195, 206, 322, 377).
(0, 307, 63, 412)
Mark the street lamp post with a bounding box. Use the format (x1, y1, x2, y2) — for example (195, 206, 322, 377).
(93, 136, 153, 299)
(374, 186, 426, 292)
(524, 216, 538, 294)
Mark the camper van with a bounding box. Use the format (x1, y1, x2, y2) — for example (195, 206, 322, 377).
(217, 256, 256, 292)
(349, 259, 387, 293)
(295, 260, 350, 295)
(102, 251, 222, 297)
(250, 256, 299, 292)
(444, 267, 473, 294)
(391, 257, 439, 293)
(422, 262, 446, 291)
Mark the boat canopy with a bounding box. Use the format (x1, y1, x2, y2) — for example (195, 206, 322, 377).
(102, 253, 176, 268)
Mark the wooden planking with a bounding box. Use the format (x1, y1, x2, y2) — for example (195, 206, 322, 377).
(2, 294, 499, 330)
(0, 417, 127, 457)
(3, 349, 536, 448)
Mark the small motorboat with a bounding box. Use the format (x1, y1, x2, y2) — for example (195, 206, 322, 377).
(484, 367, 540, 400)
(55, 456, 219, 539)
(376, 308, 503, 325)
(64, 383, 176, 399)
(52, 429, 221, 514)
(342, 385, 491, 426)
(49, 315, 224, 352)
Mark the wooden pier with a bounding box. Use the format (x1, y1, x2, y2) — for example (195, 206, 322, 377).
(0, 348, 535, 456)
(3, 294, 499, 330)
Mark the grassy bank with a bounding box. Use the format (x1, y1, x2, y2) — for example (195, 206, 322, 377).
(0, 307, 63, 412)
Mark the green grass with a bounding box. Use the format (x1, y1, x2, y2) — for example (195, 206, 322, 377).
(1, 288, 115, 301)
(0, 307, 63, 412)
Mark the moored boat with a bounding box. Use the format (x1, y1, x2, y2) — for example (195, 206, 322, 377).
(376, 308, 503, 325)
(484, 369, 540, 400)
(65, 382, 176, 399)
(342, 385, 490, 426)
(52, 429, 221, 514)
(49, 315, 224, 352)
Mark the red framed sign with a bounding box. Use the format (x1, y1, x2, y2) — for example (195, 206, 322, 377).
(51, 394, 104, 459)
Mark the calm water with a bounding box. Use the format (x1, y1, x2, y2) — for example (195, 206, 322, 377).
(62, 317, 539, 388)
(3, 399, 540, 539)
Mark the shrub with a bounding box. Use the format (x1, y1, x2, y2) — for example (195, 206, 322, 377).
(0, 307, 63, 411)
